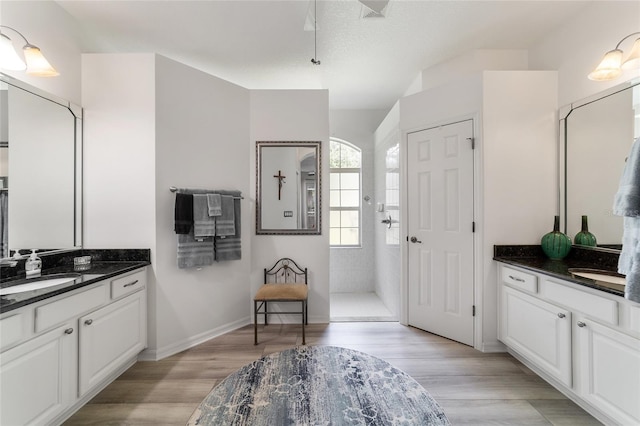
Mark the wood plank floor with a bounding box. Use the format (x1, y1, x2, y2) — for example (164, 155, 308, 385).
(64, 322, 601, 425)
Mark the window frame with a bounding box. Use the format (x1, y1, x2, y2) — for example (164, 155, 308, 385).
(329, 139, 362, 248)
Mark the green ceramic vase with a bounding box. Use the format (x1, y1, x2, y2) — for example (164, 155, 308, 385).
(541, 216, 572, 260)
(574, 215, 597, 247)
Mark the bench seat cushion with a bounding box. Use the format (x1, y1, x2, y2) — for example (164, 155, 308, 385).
(254, 283, 308, 301)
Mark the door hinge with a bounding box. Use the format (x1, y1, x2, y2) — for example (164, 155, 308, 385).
(467, 137, 475, 149)
(472, 305, 476, 316)
(472, 222, 476, 233)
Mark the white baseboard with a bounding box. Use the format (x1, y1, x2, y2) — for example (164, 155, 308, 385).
(139, 316, 250, 361)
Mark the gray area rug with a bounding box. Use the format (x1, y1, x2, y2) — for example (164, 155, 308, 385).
(188, 345, 450, 425)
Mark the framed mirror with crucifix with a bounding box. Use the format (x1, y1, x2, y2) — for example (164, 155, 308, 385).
(256, 141, 321, 235)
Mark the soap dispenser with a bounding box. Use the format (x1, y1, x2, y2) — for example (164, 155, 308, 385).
(25, 249, 42, 276)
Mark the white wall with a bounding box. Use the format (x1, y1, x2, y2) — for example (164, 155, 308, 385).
(399, 71, 558, 351)
(1, 0, 84, 104)
(529, 1, 640, 107)
(82, 54, 157, 251)
(154, 55, 251, 358)
(83, 53, 252, 359)
(373, 103, 401, 317)
(329, 109, 386, 295)
(421, 49, 529, 92)
(82, 53, 158, 349)
(482, 71, 558, 349)
(250, 90, 330, 323)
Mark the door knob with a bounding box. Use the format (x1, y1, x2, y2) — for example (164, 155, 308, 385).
(410, 236, 422, 244)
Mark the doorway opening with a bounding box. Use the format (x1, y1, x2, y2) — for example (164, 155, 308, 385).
(329, 137, 399, 322)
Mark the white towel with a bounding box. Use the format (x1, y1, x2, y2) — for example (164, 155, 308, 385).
(614, 138, 640, 302)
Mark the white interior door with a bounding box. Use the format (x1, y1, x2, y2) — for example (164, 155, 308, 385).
(407, 120, 474, 346)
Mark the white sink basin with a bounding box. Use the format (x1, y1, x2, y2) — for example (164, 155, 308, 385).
(0, 274, 80, 296)
(568, 268, 626, 290)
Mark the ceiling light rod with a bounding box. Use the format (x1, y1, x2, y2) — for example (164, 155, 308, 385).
(0, 25, 59, 77)
(311, 0, 321, 65)
(588, 31, 640, 81)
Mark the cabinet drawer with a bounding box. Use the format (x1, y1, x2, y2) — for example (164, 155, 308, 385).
(543, 280, 618, 326)
(502, 266, 538, 293)
(35, 285, 107, 333)
(111, 269, 146, 300)
(0, 312, 30, 352)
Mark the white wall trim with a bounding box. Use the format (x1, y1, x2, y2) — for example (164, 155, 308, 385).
(138, 317, 250, 361)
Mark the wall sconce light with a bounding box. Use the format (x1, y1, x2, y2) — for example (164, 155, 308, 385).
(0, 25, 59, 77)
(588, 32, 640, 81)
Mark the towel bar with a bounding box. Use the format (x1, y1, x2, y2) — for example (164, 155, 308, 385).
(169, 186, 243, 199)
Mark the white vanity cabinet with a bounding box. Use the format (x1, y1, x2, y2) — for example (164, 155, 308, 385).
(79, 275, 146, 395)
(498, 263, 640, 425)
(0, 322, 77, 425)
(0, 267, 147, 425)
(574, 316, 640, 424)
(500, 284, 572, 386)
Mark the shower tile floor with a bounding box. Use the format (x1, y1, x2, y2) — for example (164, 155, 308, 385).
(330, 292, 396, 322)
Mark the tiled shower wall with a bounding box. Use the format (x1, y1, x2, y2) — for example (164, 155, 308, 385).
(373, 126, 401, 317)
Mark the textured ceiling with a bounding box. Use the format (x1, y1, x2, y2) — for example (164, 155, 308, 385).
(56, 0, 591, 110)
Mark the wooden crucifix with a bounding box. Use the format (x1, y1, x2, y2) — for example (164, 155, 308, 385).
(273, 170, 286, 200)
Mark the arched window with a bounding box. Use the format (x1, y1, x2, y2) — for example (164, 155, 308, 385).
(330, 138, 361, 246)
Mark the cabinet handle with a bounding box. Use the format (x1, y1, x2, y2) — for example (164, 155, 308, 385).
(123, 280, 139, 288)
(84, 319, 93, 326)
(557, 313, 566, 319)
(64, 328, 74, 335)
(577, 321, 586, 328)
(508, 275, 525, 283)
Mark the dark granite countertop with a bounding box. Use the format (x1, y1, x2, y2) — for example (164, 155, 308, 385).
(1, 249, 150, 313)
(494, 245, 624, 298)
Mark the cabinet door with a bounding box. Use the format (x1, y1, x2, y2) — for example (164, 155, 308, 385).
(78, 290, 146, 396)
(575, 318, 640, 425)
(500, 286, 572, 386)
(0, 323, 77, 425)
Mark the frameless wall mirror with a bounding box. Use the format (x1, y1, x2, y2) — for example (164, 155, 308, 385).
(0, 73, 82, 259)
(256, 141, 321, 235)
(560, 78, 640, 252)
